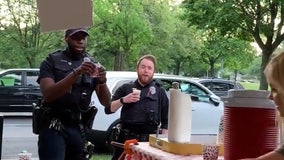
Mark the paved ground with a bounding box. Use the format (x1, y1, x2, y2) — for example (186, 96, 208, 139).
(0, 112, 32, 117)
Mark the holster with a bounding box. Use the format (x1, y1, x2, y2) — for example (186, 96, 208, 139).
(81, 107, 97, 160)
(81, 106, 98, 131)
(32, 101, 51, 135)
(111, 123, 121, 142)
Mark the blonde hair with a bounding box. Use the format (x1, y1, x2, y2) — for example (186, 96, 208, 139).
(264, 51, 284, 95)
(136, 54, 157, 70)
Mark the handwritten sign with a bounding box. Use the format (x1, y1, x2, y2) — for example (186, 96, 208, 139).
(37, 0, 93, 32)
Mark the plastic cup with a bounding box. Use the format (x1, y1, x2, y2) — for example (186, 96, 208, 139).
(202, 144, 220, 160)
(92, 62, 101, 77)
(132, 88, 141, 96)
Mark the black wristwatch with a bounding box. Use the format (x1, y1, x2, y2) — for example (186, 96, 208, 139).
(120, 97, 125, 105)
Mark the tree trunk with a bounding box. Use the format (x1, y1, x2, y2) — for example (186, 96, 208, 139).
(113, 51, 123, 71)
(123, 51, 130, 71)
(210, 62, 215, 78)
(173, 61, 181, 75)
(259, 50, 272, 90)
(233, 70, 237, 81)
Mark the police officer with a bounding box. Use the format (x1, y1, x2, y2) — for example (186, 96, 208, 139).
(105, 54, 169, 160)
(37, 28, 111, 160)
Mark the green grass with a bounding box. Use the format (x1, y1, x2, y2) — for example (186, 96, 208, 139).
(239, 81, 259, 90)
(91, 153, 111, 160)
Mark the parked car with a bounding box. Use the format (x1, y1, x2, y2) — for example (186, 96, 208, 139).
(194, 78, 244, 97)
(0, 68, 41, 113)
(88, 71, 224, 151)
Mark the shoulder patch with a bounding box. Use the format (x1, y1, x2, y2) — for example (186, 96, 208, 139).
(149, 86, 157, 95)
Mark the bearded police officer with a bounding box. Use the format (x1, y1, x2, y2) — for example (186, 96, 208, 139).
(105, 54, 169, 160)
(37, 28, 111, 160)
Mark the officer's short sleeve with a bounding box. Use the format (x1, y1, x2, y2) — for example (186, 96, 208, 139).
(37, 53, 56, 84)
(111, 83, 126, 101)
(104, 83, 126, 115)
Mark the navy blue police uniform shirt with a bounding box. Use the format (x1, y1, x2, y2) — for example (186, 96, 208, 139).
(110, 80, 169, 130)
(37, 49, 99, 112)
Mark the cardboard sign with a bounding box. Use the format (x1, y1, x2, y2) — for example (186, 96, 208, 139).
(37, 0, 93, 32)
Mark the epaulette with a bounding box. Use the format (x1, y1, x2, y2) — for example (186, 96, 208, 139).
(50, 50, 63, 55)
(154, 79, 162, 87)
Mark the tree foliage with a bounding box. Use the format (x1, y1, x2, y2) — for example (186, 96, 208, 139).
(1, 0, 200, 74)
(0, 0, 267, 83)
(182, 0, 284, 90)
(0, 0, 63, 68)
(91, 0, 200, 73)
(92, 0, 152, 71)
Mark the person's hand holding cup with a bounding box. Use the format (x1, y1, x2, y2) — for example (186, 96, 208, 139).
(92, 62, 107, 84)
(121, 88, 141, 104)
(92, 62, 102, 77)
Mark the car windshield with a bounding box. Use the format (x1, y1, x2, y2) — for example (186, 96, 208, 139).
(180, 82, 207, 96)
(0, 72, 22, 86)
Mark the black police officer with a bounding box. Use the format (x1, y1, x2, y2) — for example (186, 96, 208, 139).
(105, 54, 169, 160)
(37, 28, 111, 160)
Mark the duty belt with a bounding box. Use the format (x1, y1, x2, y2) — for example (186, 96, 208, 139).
(121, 123, 157, 134)
(120, 129, 149, 142)
(49, 109, 81, 126)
